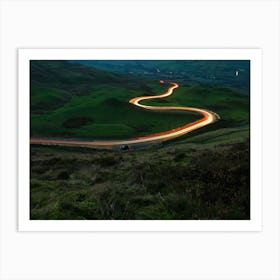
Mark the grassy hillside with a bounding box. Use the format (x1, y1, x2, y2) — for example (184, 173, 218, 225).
(31, 60, 249, 140)
(144, 85, 250, 145)
(30, 137, 250, 220)
(31, 61, 201, 139)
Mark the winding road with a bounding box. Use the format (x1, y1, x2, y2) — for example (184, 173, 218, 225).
(30, 81, 219, 149)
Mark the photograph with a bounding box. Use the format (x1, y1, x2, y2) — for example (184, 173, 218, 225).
(1, 0, 277, 278)
(29, 57, 251, 221)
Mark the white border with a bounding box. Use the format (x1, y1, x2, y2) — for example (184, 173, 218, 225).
(18, 49, 262, 232)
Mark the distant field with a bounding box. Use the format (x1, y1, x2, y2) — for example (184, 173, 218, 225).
(144, 85, 250, 143)
(144, 86, 249, 125)
(71, 60, 250, 94)
(31, 83, 200, 139)
(31, 61, 201, 139)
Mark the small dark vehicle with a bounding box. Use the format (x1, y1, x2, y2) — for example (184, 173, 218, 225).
(119, 145, 130, 151)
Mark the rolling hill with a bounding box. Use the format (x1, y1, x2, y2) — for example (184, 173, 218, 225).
(30, 60, 249, 142)
(30, 60, 200, 139)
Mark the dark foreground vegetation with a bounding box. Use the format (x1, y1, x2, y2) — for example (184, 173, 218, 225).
(30, 138, 250, 220)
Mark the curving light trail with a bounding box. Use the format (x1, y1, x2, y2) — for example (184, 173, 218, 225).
(30, 81, 219, 149)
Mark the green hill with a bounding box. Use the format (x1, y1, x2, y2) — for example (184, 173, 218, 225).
(30, 60, 249, 145)
(30, 61, 200, 139)
(71, 60, 250, 94)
